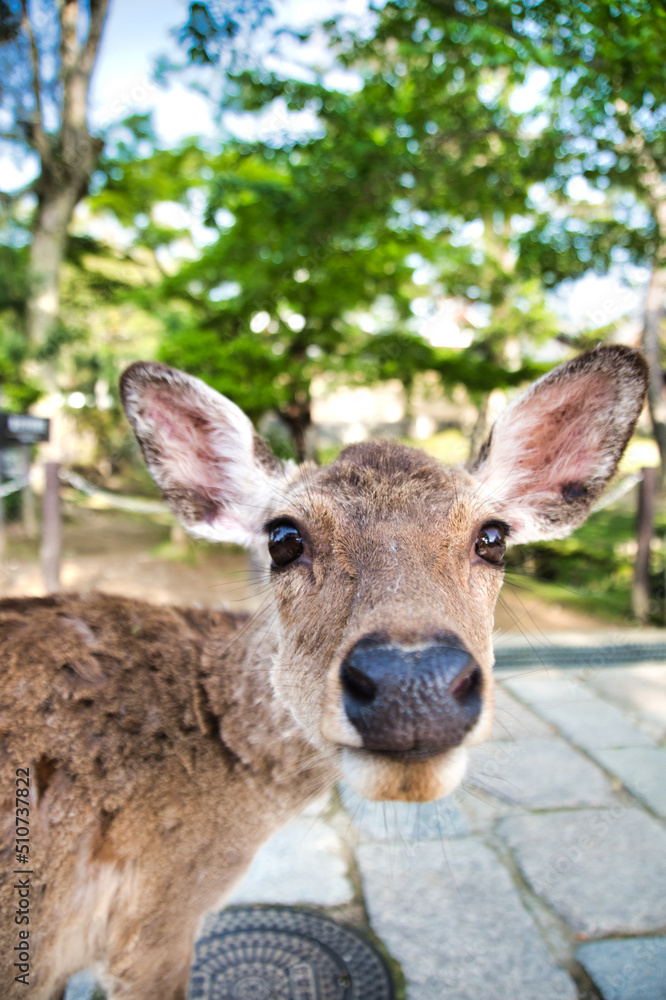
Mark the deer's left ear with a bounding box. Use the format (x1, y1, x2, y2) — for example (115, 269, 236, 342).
(471, 345, 648, 544)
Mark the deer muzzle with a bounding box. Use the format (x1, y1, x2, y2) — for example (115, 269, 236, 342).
(339, 634, 483, 758)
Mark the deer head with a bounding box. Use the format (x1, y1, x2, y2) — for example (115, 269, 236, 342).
(120, 345, 647, 803)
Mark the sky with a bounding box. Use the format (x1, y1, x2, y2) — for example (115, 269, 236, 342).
(89, 0, 214, 144)
(1, 0, 337, 188)
(90, 0, 368, 144)
(0, 0, 211, 190)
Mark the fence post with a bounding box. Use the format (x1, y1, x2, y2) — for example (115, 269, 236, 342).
(41, 462, 61, 593)
(0, 477, 4, 566)
(632, 465, 657, 623)
(21, 443, 37, 539)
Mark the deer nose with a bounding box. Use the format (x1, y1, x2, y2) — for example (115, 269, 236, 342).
(340, 635, 482, 755)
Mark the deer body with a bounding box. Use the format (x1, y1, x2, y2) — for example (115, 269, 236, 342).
(0, 345, 649, 998)
(0, 594, 334, 999)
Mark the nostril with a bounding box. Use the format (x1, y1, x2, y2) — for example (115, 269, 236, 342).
(340, 661, 377, 704)
(450, 664, 482, 704)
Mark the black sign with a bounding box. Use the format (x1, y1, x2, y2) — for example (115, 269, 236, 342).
(0, 412, 50, 445)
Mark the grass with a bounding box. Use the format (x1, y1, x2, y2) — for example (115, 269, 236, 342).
(505, 496, 666, 625)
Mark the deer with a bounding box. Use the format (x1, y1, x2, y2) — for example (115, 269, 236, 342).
(0, 344, 648, 999)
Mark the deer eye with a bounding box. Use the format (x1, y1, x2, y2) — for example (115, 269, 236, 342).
(475, 523, 507, 565)
(267, 521, 304, 568)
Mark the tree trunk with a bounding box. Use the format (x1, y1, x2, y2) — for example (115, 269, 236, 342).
(632, 466, 657, 623)
(26, 179, 85, 348)
(468, 393, 491, 463)
(21, 444, 36, 539)
(41, 461, 62, 593)
(642, 263, 666, 482)
(23, 0, 109, 350)
(281, 399, 313, 463)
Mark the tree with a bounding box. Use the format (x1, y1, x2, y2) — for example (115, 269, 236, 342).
(470, 0, 666, 474)
(87, 126, 436, 458)
(542, 1, 666, 477)
(88, 0, 550, 458)
(85, 92, 551, 457)
(0, 0, 110, 355)
(0, 241, 42, 411)
(173, 0, 666, 470)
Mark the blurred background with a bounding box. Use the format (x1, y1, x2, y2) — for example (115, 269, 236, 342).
(0, 0, 664, 632)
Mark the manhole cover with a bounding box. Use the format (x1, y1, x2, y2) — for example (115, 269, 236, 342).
(188, 906, 395, 1000)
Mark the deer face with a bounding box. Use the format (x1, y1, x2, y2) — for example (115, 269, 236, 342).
(121, 346, 647, 803)
(261, 447, 503, 802)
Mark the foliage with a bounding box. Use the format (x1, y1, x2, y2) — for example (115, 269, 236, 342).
(3, 0, 664, 474)
(83, 110, 559, 455)
(175, 0, 666, 304)
(0, 243, 41, 411)
(74, 2, 575, 456)
(506, 498, 666, 624)
(496, 0, 666, 282)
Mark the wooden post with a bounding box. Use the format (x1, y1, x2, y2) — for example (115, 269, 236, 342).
(21, 443, 37, 539)
(41, 462, 61, 593)
(0, 473, 5, 566)
(632, 466, 657, 623)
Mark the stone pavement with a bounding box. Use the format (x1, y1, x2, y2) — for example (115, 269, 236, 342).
(65, 639, 666, 1000)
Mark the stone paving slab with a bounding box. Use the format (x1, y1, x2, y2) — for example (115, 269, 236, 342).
(340, 786, 468, 840)
(227, 816, 353, 907)
(467, 736, 617, 809)
(590, 746, 666, 818)
(63, 972, 103, 1000)
(503, 672, 598, 704)
(522, 698, 654, 751)
(452, 784, 522, 833)
(357, 838, 576, 1000)
(577, 937, 666, 1000)
(498, 809, 666, 937)
(586, 664, 666, 742)
(491, 685, 555, 740)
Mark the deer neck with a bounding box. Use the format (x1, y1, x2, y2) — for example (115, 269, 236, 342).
(197, 611, 340, 804)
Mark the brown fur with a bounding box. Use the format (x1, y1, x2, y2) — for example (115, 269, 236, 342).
(0, 595, 331, 999)
(0, 346, 648, 998)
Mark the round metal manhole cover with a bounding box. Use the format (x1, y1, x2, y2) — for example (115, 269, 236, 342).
(188, 906, 395, 1000)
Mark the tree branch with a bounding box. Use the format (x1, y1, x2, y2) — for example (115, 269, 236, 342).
(59, 0, 109, 168)
(80, 0, 109, 78)
(642, 264, 666, 479)
(20, 0, 51, 166)
(59, 0, 82, 143)
(148, 246, 169, 279)
(614, 109, 666, 243)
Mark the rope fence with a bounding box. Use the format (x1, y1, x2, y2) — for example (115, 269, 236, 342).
(0, 475, 30, 499)
(591, 471, 643, 511)
(58, 468, 169, 514)
(0, 462, 171, 588)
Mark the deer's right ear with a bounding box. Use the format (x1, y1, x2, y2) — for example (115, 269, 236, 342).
(120, 362, 287, 546)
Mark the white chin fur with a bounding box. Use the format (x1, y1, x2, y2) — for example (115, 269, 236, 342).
(341, 746, 468, 803)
